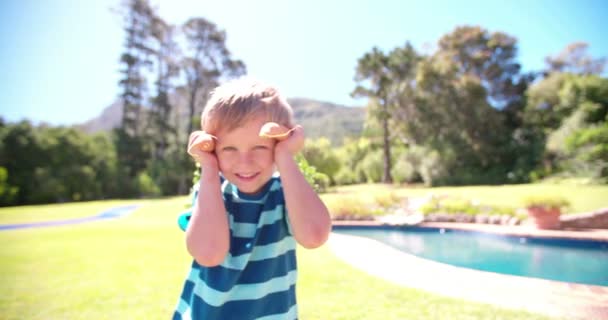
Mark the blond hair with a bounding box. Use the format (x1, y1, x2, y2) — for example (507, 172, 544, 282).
(200, 78, 295, 134)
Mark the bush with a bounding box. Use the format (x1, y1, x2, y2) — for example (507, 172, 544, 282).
(136, 172, 162, 198)
(522, 195, 570, 210)
(334, 168, 360, 185)
(391, 157, 418, 184)
(296, 155, 329, 193)
(301, 138, 341, 183)
(0, 167, 18, 206)
(357, 149, 383, 183)
(325, 196, 384, 220)
(374, 192, 402, 209)
(420, 195, 515, 216)
(334, 138, 372, 185)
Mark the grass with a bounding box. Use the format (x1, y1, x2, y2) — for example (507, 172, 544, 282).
(298, 247, 559, 320)
(323, 183, 608, 215)
(0, 194, 569, 319)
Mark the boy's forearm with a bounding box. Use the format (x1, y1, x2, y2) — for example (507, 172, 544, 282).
(185, 167, 229, 266)
(275, 155, 331, 248)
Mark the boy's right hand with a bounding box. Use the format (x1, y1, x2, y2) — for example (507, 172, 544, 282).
(188, 131, 218, 169)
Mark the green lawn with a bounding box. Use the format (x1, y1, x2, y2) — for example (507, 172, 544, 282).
(0, 196, 565, 319)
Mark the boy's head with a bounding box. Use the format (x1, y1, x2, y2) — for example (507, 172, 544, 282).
(201, 78, 294, 195)
(201, 78, 295, 135)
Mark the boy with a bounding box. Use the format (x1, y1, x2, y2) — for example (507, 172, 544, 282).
(173, 78, 332, 320)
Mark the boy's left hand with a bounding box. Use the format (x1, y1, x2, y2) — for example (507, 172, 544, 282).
(274, 125, 304, 158)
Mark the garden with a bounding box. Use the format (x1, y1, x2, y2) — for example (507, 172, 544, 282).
(2, 183, 606, 319)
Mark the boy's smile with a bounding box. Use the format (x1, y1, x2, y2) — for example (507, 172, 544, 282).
(215, 115, 276, 195)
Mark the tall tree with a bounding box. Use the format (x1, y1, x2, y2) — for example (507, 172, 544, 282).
(181, 18, 246, 137)
(428, 26, 532, 183)
(525, 73, 608, 180)
(118, 0, 154, 136)
(437, 25, 523, 110)
(149, 16, 179, 161)
(116, 0, 155, 181)
(353, 43, 420, 183)
(545, 42, 606, 76)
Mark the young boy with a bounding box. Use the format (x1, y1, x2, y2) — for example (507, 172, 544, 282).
(173, 78, 332, 320)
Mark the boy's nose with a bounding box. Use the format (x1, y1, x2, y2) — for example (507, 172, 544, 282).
(238, 151, 254, 164)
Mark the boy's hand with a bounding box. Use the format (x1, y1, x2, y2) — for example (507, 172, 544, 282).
(188, 131, 219, 169)
(274, 125, 304, 159)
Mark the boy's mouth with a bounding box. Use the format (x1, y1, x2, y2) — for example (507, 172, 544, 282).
(235, 172, 259, 181)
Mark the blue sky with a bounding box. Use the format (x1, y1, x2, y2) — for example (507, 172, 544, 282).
(0, 0, 606, 125)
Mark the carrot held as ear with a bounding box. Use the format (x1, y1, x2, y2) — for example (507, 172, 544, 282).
(259, 122, 297, 141)
(188, 131, 217, 156)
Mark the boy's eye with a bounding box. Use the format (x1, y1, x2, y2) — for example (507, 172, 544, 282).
(253, 145, 268, 150)
(221, 146, 237, 152)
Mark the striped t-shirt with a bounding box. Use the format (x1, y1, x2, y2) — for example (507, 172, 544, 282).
(173, 176, 298, 320)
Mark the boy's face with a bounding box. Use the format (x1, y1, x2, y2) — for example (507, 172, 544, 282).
(215, 115, 276, 195)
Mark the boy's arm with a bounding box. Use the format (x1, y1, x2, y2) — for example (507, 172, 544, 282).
(274, 127, 331, 248)
(185, 133, 230, 266)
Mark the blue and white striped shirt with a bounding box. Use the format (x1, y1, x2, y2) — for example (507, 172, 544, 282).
(173, 176, 298, 320)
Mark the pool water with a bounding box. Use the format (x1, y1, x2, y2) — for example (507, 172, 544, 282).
(334, 226, 608, 286)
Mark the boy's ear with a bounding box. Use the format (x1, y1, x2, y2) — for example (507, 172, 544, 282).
(259, 122, 296, 141)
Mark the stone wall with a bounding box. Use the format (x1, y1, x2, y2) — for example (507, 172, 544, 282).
(560, 208, 608, 229)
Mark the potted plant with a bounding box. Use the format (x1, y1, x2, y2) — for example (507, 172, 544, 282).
(522, 195, 570, 229)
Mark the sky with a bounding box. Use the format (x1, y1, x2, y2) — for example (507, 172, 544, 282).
(0, 0, 606, 126)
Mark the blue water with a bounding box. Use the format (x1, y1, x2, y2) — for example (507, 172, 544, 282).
(334, 226, 608, 286)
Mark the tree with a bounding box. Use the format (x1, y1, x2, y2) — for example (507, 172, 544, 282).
(301, 138, 341, 183)
(372, 26, 530, 185)
(526, 73, 608, 180)
(117, 0, 155, 136)
(149, 16, 180, 161)
(437, 25, 523, 110)
(181, 17, 246, 138)
(116, 0, 156, 182)
(545, 42, 606, 76)
(0, 121, 44, 204)
(352, 43, 420, 183)
(0, 121, 120, 205)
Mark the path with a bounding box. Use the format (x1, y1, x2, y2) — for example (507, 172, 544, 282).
(0, 204, 141, 231)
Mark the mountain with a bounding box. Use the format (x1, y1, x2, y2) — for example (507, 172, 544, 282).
(288, 98, 365, 144)
(78, 96, 365, 145)
(78, 101, 122, 133)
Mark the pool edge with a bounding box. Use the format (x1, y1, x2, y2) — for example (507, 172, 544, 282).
(332, 220, 608, 243)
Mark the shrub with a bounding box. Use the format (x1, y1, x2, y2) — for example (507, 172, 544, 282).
(522, 195, 570, 210)
(334, 168, 360, 185)
(296, 155, 330, 193)
(374, 192, 402, 209)
(419, 195, 515, 217)
(136, 172, 162, 198)
(441, 198, 481, 215)
(325, 196, 384, 220)
(356, 149, 383, 183)
(391, 157, 418, 184)
(301, 138, 341, 183)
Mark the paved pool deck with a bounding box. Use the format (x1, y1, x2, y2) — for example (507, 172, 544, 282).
(328, 221, 608, 320)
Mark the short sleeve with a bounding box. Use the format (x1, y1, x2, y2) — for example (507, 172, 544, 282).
(177, 175, 225, 232)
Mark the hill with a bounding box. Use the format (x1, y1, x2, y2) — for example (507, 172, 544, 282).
(288, 98, 365, 144)
(78, 96, 365, 145)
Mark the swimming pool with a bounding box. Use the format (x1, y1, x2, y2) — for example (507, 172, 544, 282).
(334, 226, 608, 286)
